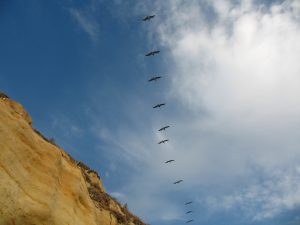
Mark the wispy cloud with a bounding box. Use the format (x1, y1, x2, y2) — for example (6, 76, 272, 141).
(204, 167, 300, 220)
(67, 0, 138, 43)
(51, 114, 84, 138)
(69, 8, 98, 42)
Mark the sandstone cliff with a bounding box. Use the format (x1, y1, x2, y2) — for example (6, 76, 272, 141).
(0, 93, 146, 225)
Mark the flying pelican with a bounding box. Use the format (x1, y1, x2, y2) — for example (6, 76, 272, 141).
(165, 160, 175, 163)
(185, 201, 193, 205)
(148, 76, 161, 82)
(186, 220, 194, 223)
(153, 103, 166, 108)
(158, 125, 170, 131)
(143, 15, 155, 21)
(158, 139, 169, 144)
(173, 180, 183, 184)
(145, 50, 160, 56)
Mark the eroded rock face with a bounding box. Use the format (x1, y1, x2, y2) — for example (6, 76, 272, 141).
(0, 96, 146, 225)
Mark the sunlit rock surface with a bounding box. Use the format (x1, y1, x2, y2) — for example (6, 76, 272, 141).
(0, 94, 146, 225)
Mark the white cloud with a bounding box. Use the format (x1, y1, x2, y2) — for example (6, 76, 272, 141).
(154, 0, 300, 220)
(91, 0, 300, 222)
(204, 167, 300, 220)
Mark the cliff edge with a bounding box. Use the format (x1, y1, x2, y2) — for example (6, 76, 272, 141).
(0, 93, 146, 225)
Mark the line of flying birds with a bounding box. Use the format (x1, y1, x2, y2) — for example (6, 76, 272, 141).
(142, 14, 195, 224)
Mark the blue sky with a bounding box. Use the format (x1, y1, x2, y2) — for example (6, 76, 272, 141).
(1, 0, 300, 225)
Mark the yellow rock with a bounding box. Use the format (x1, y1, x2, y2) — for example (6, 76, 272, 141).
(0, 96, 146, 225)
